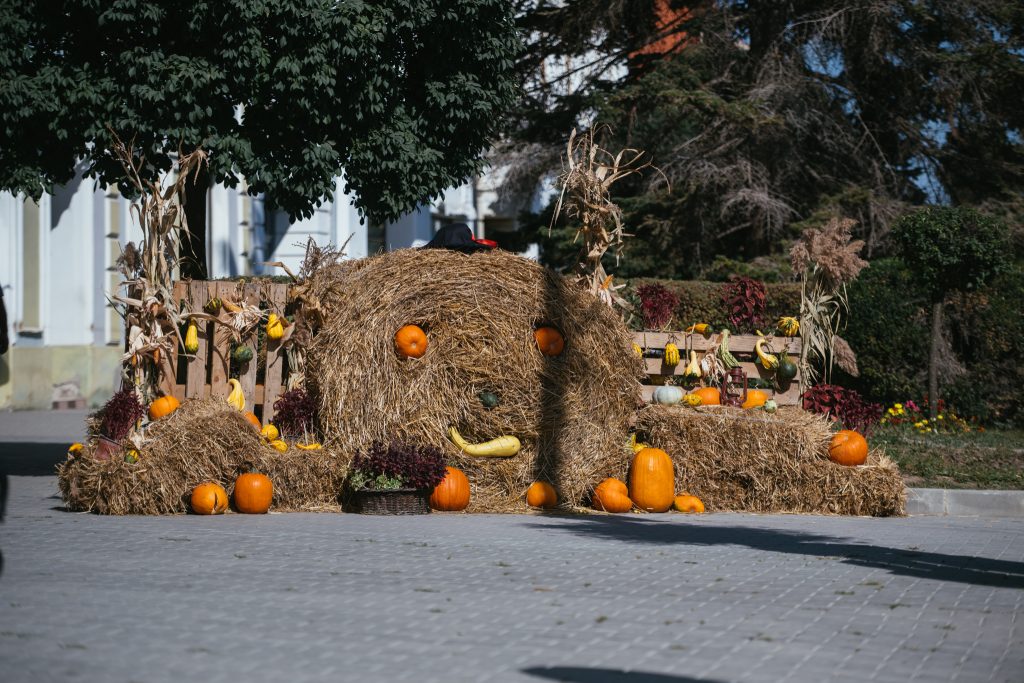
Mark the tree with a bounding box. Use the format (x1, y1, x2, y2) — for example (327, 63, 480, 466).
(891, 206, 1010, 418)
(506, 1, 1024, 275)
(0, 0, 520, 277)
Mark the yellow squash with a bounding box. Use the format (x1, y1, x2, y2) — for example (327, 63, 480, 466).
(266, 313, 284, 341)
(184, 321, 199, 354)
(261, 424, 279, 441)
(268, 439, 288, 452)
(663, 343, 680, 367)
(296, 442, 322, 451)
(448, 426, 520, 457)
(227, 378, 246, 411)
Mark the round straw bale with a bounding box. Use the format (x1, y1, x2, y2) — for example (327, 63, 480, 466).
(304, 248, 643, 511)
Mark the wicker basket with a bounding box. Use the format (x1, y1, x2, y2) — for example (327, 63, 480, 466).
(349, 488, 432, 515)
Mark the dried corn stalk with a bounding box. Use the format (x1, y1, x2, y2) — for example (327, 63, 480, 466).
(550, 126, 657, 311)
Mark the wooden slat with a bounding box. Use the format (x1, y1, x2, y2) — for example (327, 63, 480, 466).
(237, 283, 261, 412)
(185, 281, 211, 399)
(640, 384, 801, 406)
(261, 284, 287, 422)
(157, 282, 186, 398)
(642, 357, 798, 381)
(632, 331, 801, 355)
(209, 281, 236, 399)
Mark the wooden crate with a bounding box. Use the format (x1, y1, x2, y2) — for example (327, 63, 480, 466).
(155, 281, 291, 422)
(632, 330, 803, 405)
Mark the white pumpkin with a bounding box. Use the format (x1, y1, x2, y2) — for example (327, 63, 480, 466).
(652, 385, 684, 405)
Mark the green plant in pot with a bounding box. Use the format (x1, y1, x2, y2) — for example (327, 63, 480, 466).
(345, 441, 448, 515)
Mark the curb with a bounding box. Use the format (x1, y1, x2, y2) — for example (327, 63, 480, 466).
(907, 488, 1024, 518)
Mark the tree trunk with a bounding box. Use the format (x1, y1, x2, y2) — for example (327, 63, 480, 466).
(928, 299, 943, 419)
(180, 164, 210, 280)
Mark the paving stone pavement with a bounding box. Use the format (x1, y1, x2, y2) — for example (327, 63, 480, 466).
(1, 475, 1022, 683)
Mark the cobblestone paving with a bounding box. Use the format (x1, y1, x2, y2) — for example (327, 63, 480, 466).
(1, 475, 1022, 683)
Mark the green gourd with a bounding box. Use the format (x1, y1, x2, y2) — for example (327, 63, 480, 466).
(776, 351, 798, 383)
(479, 391, 500, 409)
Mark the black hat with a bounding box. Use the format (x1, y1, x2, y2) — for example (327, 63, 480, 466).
(422, 223, 496, 253)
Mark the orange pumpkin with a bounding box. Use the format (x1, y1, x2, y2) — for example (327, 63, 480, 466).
(673, 494, 705, 513)
(526, 481, 558, 509)
(243, 411, 261, 430)
(233, 472, 273, 513)
(829, 429, 868, 466)
(190, 482, 229, 515)
(742, 389, 769, 409)
(534, 326, 565, 356)
(629, 447, 675, 512)
(148, 394, 180, 420)
(430, 466, 470, 511)
(592, 478, 633, 513)
(691, 387, 720, 406)
(395, 325, 428, 359)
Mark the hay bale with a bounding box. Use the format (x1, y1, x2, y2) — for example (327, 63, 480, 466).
(637, 405, 906, 516)
(58, 399, 349, 514)
(304, 248, 642, 511)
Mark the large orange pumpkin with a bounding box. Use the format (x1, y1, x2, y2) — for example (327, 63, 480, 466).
(742, 389, 769, 409)
(190, 482, 229, 515)
(395, 325, 428, 359)
(534, 326, 565, 356)
(526, 481, 558, 509)
(429, 466, 470, 511)
(148, 394, 180, 420)
(691, 387, 720, 406)
(673, 494, 705, 513)
(829, 430, 868, 466)
(592, 478, 632, 513)
(629, 447, 675, 512)
(243, 411, 261, 430)
(233, 473, 273, 513)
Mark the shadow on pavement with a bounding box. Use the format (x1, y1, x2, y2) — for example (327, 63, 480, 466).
(0, 442, 68, 476)
(522, 667, 727, 683)
(525, 516, 1024, 589)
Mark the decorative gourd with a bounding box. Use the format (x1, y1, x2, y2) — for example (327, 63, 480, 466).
(448, 426, 520, 457)
(184, 321, 199, 354)
(296, 442, 322, 450)
(632, 342, 643, 357)
(124, 449, 140, 464)
(243, 411, 261, 429)
(68, 443, 83, 457)
(430, 467, 471, 511)
(683, 350, 702, 380)
(629, 447, 675, 513)
(592, 478, 632, 513)
(673, 494, 705, 513)
(231, 344, 254, 363)
(534, 326, 565, 356)
(777, 316, 800, 337)
(692, 387, 720, 406)
(479, 391, 500, 409)
(261, 424, 279, 441)
(663, 343, 680, 367)
(652, 385, 683, 406)
(226, 379, 246, 411)
(776, 351, 798, 383)
(268, 439, 288, 452)
(203, 297, 222, 314)
(829, 430, 868, 466)
(526, 482, 558, 509)
(266, 313, 284, 341)
(395, 324, 428, 358)
(190, 482, 229, 515)
(762, 398, 778, 414)
(148, 394, 180, 420)
(233, 472, 273, 513)
(684, 394, 702, 407)
(742, 389, 769, 409)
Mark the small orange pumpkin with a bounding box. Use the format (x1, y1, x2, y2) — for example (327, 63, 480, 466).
(148, 395, 180, 420)
(395, 325, 428, 359)
(430, 466, 470, 511)
(629, 447, 675, 512)
(742, 389, 769, 409)
(233, 472, 273, 513)
(190, 482, 229, 515)
(243, 411, 261, 430)
(592, 478, 633, 513)
(829, 429, 868, 466)
(673, 494, 705, 513)
(526, 481, 558, 509)
(691, 387, 720, 406)
(534, 326, 565, 356)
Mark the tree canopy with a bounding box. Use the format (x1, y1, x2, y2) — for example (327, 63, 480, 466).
(0, 0, 521, 223)
(507, 1, 1024, 277)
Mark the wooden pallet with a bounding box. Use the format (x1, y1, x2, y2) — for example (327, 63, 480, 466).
(632, 330, 803, 405)
(155, 281, 291, 422)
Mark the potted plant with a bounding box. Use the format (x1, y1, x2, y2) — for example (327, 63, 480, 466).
(345, 441, 447, 515)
